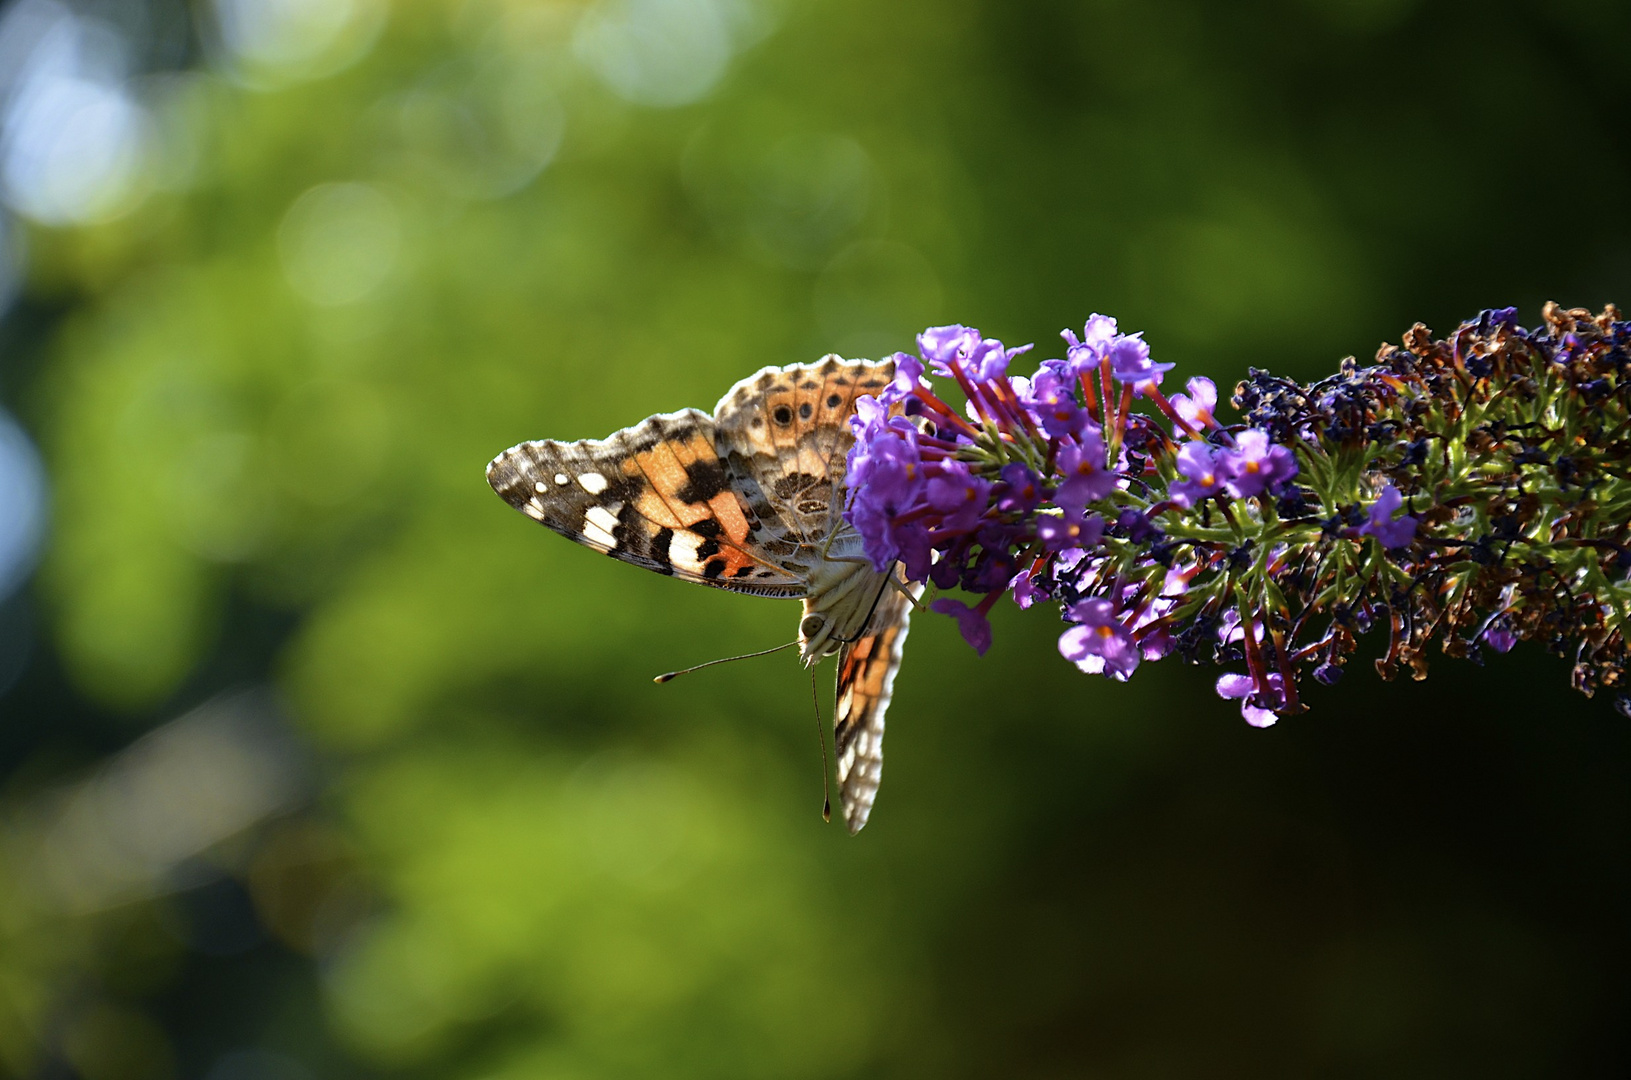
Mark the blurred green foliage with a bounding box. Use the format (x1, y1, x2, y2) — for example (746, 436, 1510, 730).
(5, 0, 1631, 1077)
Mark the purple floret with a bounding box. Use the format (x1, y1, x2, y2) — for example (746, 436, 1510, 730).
(1167, 441, 1224, 508)
(1215, 671, 1283, 728)
(1358, 484, 1417, 550)
(932, 597, 992, 655)
(1055, 429, 1118, 510)
(1171, 377, 1218, 433)
(1217, 429, 1298, 498)
(925, 461, 991, 532)
(1035, 508, 1103, 553)
(1059, 598, 1140, 680)
(1105, 334, 1174, 395)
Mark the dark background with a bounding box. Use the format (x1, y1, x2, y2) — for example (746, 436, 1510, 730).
(0, 0, 1628, 1077)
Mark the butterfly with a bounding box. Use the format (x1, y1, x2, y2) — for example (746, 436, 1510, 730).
(485, 356, 916, 833)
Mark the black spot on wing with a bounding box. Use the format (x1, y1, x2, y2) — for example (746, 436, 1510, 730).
(799, 402, 812, 419)
(676, 458, 729, 503)
(690, 517, 722, 561)
(651, 527, 675, 575)
(703, 558, 727, 579)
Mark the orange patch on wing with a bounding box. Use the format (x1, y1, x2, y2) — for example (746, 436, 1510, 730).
(623, 440, 722, 530)
(839, 622, 899, 712)
(707, 491, 752, 544)
(709, 545, 764, 578)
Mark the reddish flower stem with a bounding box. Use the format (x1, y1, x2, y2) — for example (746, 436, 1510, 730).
(1141, 385, 1206, 442)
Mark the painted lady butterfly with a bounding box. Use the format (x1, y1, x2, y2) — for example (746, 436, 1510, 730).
(486, 356, 915, 833)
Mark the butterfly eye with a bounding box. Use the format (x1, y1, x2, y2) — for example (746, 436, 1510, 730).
(801, 614, 825, 638)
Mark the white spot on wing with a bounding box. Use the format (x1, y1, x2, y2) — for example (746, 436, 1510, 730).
(585, 505, 620, 533)
(669, 529, 706, 572)
(523, 501, 547, 520)
(584, 521, 617, 548)
(534, 481, 549, 493)
(554, 473, 570, 485)
(578, 472, 608, 494)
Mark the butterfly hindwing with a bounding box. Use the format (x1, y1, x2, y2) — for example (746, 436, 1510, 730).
(713, 355, 896, 544)
(833, 581, 916, 834)
(487, 409, 807, 596)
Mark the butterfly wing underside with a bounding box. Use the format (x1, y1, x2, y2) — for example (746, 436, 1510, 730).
(834, 581, 916, 834)
(486, 409, 808, 596)
(489, 354, 915, 835)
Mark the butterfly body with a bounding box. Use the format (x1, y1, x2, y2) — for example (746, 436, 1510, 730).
(486, 355, 911, 832)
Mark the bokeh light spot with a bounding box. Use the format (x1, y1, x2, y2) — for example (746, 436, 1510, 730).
(210, 0, 386, 87)
(0, 409, 47, 603)
(573, 0, 734, 108)
(393, 57, 565, 200)
(0, 3, 153, 226)
(277, 182, 402, 307)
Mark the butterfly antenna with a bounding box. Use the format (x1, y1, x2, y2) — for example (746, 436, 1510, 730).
(810, 666, 832, 823)
(652, 640, 799, 683)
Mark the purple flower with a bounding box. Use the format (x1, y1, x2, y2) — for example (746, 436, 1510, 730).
(917, 325, 977, 371)
(916, 324, 1029, 384)
(925, 461, 991, 532)
(1105, 334, 1174, 395)
(896, 522, 933, 583)
(1171, 377, 1218, 434)
(1059, 598, 1140, 680)
(1024, 370, 1091, 438)
(1312, 662, 1343, 685)
(963, 337, 1031, 382)
(1482, 616, 1517, 654)
(995, 463, 1042, 513)
(1167, 441, 1224, 508)
(1215, 672, 1282, 728)
(932, 598, 992, 656)
(1010, 568, 1044, 610)
(844, 400, 930, 570)
(880, 351, 925, 406)
(1116, 507, 1161, 543)
(970, 546, 1019, 591)
(1217, 429, 1298, 498)
(855, 427, 922, 505)
(1055, 429, 1117, 509)
(1358, 485, 1417, 550)
(928, 545, 965, 590)
(846, 498, 898, 570)
(1035, 508, 1104, 553)
(1138, 624, 1173, 662)
(1061, 314, 1119, 375)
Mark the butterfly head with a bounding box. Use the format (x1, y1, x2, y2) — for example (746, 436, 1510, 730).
(797, 557, 895, 667)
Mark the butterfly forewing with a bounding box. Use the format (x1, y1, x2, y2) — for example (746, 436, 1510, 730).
(486, 409, 807, 595)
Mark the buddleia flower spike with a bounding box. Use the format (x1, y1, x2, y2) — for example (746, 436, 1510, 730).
(844, 303, 1631, 725)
